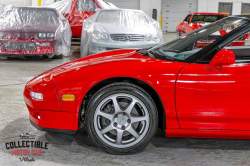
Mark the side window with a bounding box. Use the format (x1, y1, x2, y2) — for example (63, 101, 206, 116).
(184, 15, 191, 23)
(76, 0, 97, 12)
(199, 31, 250, 64)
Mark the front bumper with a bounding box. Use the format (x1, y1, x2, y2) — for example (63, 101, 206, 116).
(0, 40, 55, 55)
(24, 84, 78, 134)
(89, 41, 160, 55)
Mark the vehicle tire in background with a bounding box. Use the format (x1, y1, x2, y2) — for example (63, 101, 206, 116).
(85, 83, 158, 155)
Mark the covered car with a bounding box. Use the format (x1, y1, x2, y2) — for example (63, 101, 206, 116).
(80, 9, 163, 57)
(45, 0, 118, 37)
(0, 6, 72, 58)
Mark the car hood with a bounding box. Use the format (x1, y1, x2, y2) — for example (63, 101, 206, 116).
(94, 22, 158, 34)
(51, 49, 152, 76)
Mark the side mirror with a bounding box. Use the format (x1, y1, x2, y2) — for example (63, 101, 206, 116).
(207, 49, 235, 70)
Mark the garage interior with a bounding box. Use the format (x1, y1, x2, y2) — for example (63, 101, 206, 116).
(1, 0, 250, 165)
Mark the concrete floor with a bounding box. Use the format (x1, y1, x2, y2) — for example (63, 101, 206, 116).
(1, 33, 250, 166)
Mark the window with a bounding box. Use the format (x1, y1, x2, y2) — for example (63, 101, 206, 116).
(149, 17, 250, 62)
(191, 15, 226, 23)
(76, 0, 97, 12)
(184, 15, 191, 23)
(96, 10, 149, 25)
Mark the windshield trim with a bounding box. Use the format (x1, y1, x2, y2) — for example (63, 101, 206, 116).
(148, 16, 250, 63)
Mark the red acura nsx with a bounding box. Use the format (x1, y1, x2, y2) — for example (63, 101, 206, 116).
(24, 15, 250, 154)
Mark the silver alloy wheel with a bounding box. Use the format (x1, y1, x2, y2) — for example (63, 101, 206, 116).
(93, 93, 150, 148)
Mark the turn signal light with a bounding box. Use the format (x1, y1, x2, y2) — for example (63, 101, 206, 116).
(62, 94, 75, 101)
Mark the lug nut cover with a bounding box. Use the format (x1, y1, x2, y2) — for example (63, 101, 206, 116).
(114, 122, 117, 127)
(127, 119, 131, 123)
(122, 125, 125, 130)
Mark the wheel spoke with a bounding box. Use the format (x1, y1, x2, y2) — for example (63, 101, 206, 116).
(126, 126, 139, 138)
(98, 111, 113, 120)
(116, 129, 124, 144)
(131, 116, 147, 123)
(124, 99, 136, 115)
(111, 97, 122, 113)
(100, 124, 114, 135)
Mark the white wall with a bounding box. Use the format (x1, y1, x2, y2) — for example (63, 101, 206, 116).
(140, 0, 161, 22)
(1, 0, 31, 6)
(198, 0, 249, 15)
(31, 0, 45, 6)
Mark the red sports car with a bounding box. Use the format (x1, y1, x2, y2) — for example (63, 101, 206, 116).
(24, 15, 250, 154)
(176, 13, 249, 47)
(46, 0, 118, 37)
(0, 6, 71, 58)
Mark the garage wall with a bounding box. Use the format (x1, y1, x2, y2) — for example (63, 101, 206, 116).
(161, 0, 198, 32)
(31, 0, 46, 6)
(140, 0, 161, 21)
(1, 0, 31, 6)
(105, 0, 140, 9)
(198, 0, 249, 15)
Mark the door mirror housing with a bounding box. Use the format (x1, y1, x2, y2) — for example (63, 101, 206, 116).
(207, 49, 235, 70)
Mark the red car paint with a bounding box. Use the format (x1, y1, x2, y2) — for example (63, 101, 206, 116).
(176, 13, 249, 47)
(63, 0, 101, 37)
(24, 47, 250, 138)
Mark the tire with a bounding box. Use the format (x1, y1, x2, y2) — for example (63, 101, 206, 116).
(85, 83, 158, 155)
(55, 54, 63, 59)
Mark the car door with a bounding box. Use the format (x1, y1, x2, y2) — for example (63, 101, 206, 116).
(176, 52, 250, 130)
(178, 14, 192, 35)
(73, 0, 97, 25)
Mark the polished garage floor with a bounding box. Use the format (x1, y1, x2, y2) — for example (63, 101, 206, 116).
(1, 33, 250, 166)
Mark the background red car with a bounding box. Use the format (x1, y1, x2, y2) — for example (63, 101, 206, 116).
(176, 13, 249, 47)
(46, 0, 118, 37)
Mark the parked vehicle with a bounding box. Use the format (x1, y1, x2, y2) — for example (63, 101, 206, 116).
(0, 6, 71, 58)
(81, 9, 163, 57)
(45, 0, 118, 37)
(176, 13, 249, 47)
(24, 15, 250, 155)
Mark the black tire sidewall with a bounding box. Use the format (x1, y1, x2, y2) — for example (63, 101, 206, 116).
(85, 83, 158, 155)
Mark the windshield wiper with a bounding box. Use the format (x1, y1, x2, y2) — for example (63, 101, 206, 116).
(137, 49, 154, 58)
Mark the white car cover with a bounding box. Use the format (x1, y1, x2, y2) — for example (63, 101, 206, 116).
(0, 5, 72, 57)
(80, 9, 163, 57)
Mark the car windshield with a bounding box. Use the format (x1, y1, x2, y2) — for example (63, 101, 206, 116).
(96, 10, 149, 25)
(149, 17, 250, 61)
(191, 15, 226, 23)
(18, 8, 59, 24)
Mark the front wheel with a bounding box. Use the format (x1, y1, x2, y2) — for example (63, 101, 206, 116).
(85, 83, 158, 154)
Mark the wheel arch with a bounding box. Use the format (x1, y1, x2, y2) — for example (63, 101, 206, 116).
(81, 77, 166, 130)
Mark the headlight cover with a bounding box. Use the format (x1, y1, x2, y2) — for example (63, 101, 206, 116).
(30, 91, 43, 100)
(37, 33, 55, 39)
(101, 33, 109, 40)
(47, 33, 55, 39)
(145, 34, 152, 41)
(92, 31, 102, 40)
(152, 34, 160, 42)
